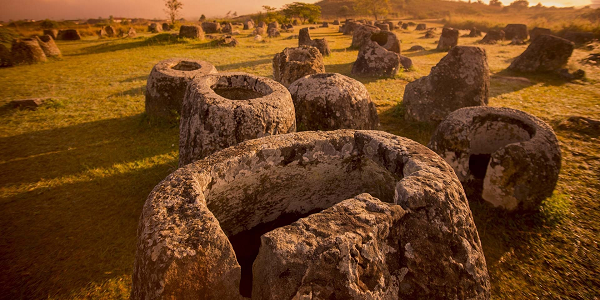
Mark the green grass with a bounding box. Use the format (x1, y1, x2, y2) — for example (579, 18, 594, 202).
(1, 21, 599, 299)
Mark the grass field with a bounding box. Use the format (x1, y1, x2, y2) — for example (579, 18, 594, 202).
(0, 21, 599, 299)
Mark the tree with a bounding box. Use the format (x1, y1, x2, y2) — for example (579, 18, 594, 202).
(109, 15, 115, 24)
(509, 0, 529, 9)
(339, 5, 351, 18)
(489, 0, 503, 7)
(164, 0, 183, 24)
(353, 0, 390, 20)
(199, 14, 206, 22)
(233, 11, 238, 17)
(282, 2, 321, 24)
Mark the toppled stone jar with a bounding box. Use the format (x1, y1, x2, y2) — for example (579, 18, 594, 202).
(508, 34, 574, 73)
(132, 130, 490, 299)
(351, 40, 400, 77)
(178, 72, 296, 166)
(428, 107, 561, 211)
(403, 46, 489, 123)
(145, 58, 217, 119)
(288, 73, 379, 130)
(272, 45, 325, 87)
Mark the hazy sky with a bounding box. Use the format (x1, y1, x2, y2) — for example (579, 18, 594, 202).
(0, 0, 593, 22)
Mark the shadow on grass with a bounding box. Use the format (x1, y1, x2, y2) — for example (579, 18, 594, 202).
(377, 102, 436, 145)
(0, 114, 178, 189)
(111, 85, 146, 98)
(71, 34, 189, 56)
(0, 158, 177, 299)
(218, 58, 273, 71)
(402, 49, 442, 58)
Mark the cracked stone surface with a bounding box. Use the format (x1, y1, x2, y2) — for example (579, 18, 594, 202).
(351, 25, 380, 49)
(437, 27, 459, 51)
(428, 107, 561, 211)
(145, 58, 217, 119)
(131, 130, 490, 299)
(272, 46, 325, 88)
(178, 72, 296, 166)
(507, 34, 574, 73)
(288, 73, 379, 131)
(403, 46, 489, 123)
(351, 40, 400, 78)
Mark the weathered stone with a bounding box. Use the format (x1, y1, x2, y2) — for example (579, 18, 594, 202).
(404, 46, 489, 123)
(370, 30, 401, 53)
(8, 98, 45, 109)
(401, 23, 409, 30)
(35, 35, 61, 58)
(97, 28, 107, 38)
(508, 34, 574, 73)
(243, 20, 254, 30)
(148, 23, 162, 33)
(131, 130, 490, 299)
(292, 20, 299, 26)
(530, 27, 552, 41)
(399, 55, 413, 70)
(253, 35, 263, 42)
(468, 27, 482, 37)
(386, 21, 396, 30)
(509, 38, 526, 45)
(178, 72, 296, 165)
(267, 27, 281, 38)
(376, 23, 390, 31)
(162, 23, 170, 31)
(57, 29, 81, 40)
(11, 38, 47, 64)
(252, 194, 406, 299)
(563, 31, 595, 45)
(253, 27, 266, 36)
(179, 25, 204, 39)
(202, 22, 221, 33)
(126, 27, 137, 38)
(352, 40, 400, 77)
(333, 20, 340, 25)
(351, 25, 380, 48)
(408, 22, 416, 26)
(415, 23, 427, 30)
(556, 68, 585, 81)
(428, 107, 561, 211)
(43, 29, 58, 39)
(321, 22, 329, 28)
(267, 21, 279, 31)
(297, 28, 331, 56)
(408, 45, 425, 51)
(480, 29, 505, 44)
(272, 46, 325, 88)
(288, 73, 379, 130)
(437, 27, 459, 51)
(0, 44, 12, 67)
(503, 24, 528, 40)
(105, 25, 116, 37)
(343, 21, 360, 35)
(423, 30, 436, 39)
(222, 23, 233, 34)
(216, 35, 239, 47)
(145, 58, 217, 119)
(258, 21, 266, 28)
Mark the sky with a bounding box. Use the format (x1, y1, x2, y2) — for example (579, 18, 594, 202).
(0, 0, 594, 22)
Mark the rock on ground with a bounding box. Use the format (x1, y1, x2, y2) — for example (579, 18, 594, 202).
(351, 40, 400, 77)
(288, 73, 379, 130)
(370, 31, 401, 53)
(508, 34, 574, 73)
(428, 107, 561, 211)
(202, 22, 221, 34)
(437, 27, 459, 51)
(272, 46, 325, 88)
(530, 27, 552, 42)
(35, 35, 61, 58)
(145, 58, 217, 119)
(43, 29, 58, 39)
(479, 30, 505, 44)
(131, 130, 490, 300)
(503, 24, 528, 40)
(416, 24, 427, 30)
(57, 29, 81, 40)
(351, 25, 380, 49)
(179, 25, 204, 39)
(298, 28, 331, 56)
(404, 46, 489, 123)
(178, 72, 296, 165)
(216, 35, 239, 47)
(11, 38, 47, 64)
(0, 44, 12, 67)
(148, 23, 162, 33)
